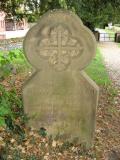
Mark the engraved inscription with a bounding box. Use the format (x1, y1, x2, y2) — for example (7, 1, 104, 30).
(37, 25, 83, 71)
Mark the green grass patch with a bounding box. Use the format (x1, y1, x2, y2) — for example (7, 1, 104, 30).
(86, 48, 111, 86)
(0, 49, 31, 79)
(0, 84, 24, 126)
(118, 43, 120, 48)
(0, 48, 111, 87)
(105, 29, 115, 35)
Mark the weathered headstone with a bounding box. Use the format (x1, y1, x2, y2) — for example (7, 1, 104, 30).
(23, 9, 99, 147)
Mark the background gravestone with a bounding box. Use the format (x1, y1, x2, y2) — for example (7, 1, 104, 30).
(23, 9, 99, 147)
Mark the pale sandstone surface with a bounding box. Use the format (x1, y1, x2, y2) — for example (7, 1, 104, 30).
(23, 10, 99, 147)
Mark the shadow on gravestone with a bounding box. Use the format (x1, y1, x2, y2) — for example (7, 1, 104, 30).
(23, 9, 99, 148)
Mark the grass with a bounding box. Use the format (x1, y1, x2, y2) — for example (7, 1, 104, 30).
(0, 48, 111, 86)
(0, 49, 29, 67)
(0, 48, 111, 87)
(0, 49, 31, 78)
(0, 47, 111, 87)
(86, 48, 111, 86)
(105, 29, 115, 35)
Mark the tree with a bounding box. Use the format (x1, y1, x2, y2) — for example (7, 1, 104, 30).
(0, 0, 120, 30)
(65, 0, 120, 30)
(0, 0, 24, 17)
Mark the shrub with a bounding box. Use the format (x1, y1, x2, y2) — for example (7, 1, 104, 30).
(0, 49, 30, 80)
(0, 84, 23, 126)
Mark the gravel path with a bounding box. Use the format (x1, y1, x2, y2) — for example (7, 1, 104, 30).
(0, 41, 23, 51)
(99, 42, 120, 86)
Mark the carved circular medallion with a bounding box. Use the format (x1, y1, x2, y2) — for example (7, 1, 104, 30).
(24, 10, 96, 71)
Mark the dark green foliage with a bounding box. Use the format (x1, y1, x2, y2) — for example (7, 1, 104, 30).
(38, 127, 47, 137)
(0, 49, 30, 80)
(12, 149, 23, 160)
(4, 114, 25, 139)
(0, 84, 23, 126)
(27, 155, 38, 160)
(1, 0, 120, 30)
(0, 49, 30, 126)
(4, 115, 14, 131)
(0, 85, 13, 125)
(14, 124, 25, 138)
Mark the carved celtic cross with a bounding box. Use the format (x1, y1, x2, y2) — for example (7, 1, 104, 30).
(37, 25, 83, 71)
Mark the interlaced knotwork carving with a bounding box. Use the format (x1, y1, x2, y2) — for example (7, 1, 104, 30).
(37, 25, 83, 71)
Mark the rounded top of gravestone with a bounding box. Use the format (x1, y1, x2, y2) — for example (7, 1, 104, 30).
(24, 9, 96, 71)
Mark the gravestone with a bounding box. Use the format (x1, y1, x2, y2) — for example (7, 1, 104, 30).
(23, 9, 99, 147)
